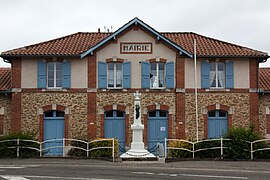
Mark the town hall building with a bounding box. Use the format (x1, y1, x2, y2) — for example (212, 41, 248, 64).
(0, 17, 270, 156)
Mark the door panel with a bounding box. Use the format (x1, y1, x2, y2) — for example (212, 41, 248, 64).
(104, 111, 125, 155)
(148, 111, 168, 154)
(44, 111, 64, 156)
(208, 110, 228, 138)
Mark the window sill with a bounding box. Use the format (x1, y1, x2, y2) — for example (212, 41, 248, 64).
(205, 88, 230, 92)
(42, 88, 67, 92)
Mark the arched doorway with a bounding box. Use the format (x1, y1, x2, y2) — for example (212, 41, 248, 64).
(148, 110, 168, 152)
(44, 110, 65, 156)
(104, 110, 125, 154)
(208, 110, 228, 138)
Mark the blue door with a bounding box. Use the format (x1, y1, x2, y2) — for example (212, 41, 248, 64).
(104, 111, 125, 155)
(208, 110, 228, 138)
(148, 110, 168, 153)
(44, 110, 64, 156)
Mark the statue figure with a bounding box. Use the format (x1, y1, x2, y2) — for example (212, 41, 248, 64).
(135, 105, 140, 119)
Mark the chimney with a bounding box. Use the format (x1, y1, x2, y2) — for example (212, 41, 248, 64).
(98, 28, 100, 33)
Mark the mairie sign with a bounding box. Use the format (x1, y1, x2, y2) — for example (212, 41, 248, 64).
(120, 42, 152, 54)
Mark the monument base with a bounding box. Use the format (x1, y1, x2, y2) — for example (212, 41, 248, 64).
(120, 149, 156, 159)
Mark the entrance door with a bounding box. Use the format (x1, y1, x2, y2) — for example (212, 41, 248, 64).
(208, 110, 228, 138)
(148, 110, 168, 153)
(104, 110, 125, 154)
(44, 110, 64, 156)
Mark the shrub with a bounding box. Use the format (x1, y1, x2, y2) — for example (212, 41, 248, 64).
(224, 127, 265, 159)
(168, 140, 193, 158)
(67, 138, 118, 158)
(0, 132, 39, 158)
(195, 139, 221, 159)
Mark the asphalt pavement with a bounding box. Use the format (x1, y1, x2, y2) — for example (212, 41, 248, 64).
(0, 158, 270, 179)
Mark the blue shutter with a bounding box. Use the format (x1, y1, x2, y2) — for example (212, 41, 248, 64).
(123, 62, 131, 88)
(166, 62, 174, 88)
(98, 61, 107, 88)
(226, 61, 234, 89)
(141, 61, 150, 88)
(62, 60, 71, 88)
(37, 60, 47, 88)
(201, 61, 210, 88)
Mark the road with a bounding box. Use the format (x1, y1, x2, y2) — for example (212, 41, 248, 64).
(0, 158, 270, 179)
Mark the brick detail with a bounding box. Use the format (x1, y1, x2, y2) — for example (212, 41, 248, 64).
(11, 93, 21, 132)
(176, 57, 185, 88)
(266, 114, 270, 134)
(0, 115, 3, 134)
(88, 93, 97, 139)
(88, 55, 96, 88)
(12, 59, 21, 88)
(249, 59, 258, 89)
(176, 93, 185, 139)
(250, 92, 260, 131)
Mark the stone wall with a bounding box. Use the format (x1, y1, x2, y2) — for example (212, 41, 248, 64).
(259, 94, 270, 135)
(185, 92, 250, 140)
(96, 92, 176, 143)
(0, 94, 12, 134)
(21, 92, 88, 139)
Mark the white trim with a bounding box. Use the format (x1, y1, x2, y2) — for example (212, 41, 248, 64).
(107, 63, 123, 89)
(47, 62, 63, 89)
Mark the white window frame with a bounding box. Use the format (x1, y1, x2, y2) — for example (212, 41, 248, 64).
(210, 62, 225, 89)
(47, 62, 62, 89)
(107, 63, 123, 89)
(150, 62, 166, 89)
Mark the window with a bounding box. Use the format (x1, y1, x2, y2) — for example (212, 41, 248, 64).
(47, 62, 62, 88)
(107, 63, 123, 88)
(150, 63, 165, 88)
(210, 62, 225, 88)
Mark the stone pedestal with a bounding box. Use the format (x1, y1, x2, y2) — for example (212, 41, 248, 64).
(120, 91, 155, 159)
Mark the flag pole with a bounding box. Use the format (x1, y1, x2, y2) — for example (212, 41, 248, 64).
(194, 38, 199, 142)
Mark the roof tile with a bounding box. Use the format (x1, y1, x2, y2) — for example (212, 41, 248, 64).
(1, 32, 268, 58)
(259, 68, 270, 91)
(0, 68, 11, 91)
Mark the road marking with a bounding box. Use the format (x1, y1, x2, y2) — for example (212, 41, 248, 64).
(1, 176, 30, 180)
(178, 173, 248, 179)
(27, 176, 116, 180)
(0, 165, 40, 169)
(132, 171, 247, 179)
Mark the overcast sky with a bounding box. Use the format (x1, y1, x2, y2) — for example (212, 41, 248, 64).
(0, 0, 269, 67)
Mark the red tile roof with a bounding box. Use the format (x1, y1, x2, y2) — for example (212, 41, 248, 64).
(163, 32, 268, 57)
(259, 68, 270, 91)
(0, 67, 11, 91)
(1, 32, 268, 58)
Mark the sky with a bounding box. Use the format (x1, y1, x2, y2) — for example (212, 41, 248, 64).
(0, 0, 269, 67)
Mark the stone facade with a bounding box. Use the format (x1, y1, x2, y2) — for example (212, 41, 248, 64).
(0, 94, 12, 134)
(96, 91, 175, 144)
(185, 92, 250, 140)
(259, 94, 270, 135)
(21, 92, 88, 139)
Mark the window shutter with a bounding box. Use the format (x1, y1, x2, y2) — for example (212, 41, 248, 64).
(123, 61, 131, 88)
(62, 60, 71, 88)
(37, 60, 47, 88)
(141, 61, 150, 88)
(201, 61, 210, 88)
(98, 61, 107, 88)
(166, 62, 174, 88)
(226, 61, 234, 88)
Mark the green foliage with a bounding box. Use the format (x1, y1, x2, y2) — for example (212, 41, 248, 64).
(67, 138, 118, 158)
(224, 127, 265, 159)
(0, 132, 39, 158)
(195, 140, 221, 159)
(168, 140, 193, 158)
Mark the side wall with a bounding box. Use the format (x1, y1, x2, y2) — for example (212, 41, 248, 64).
(0, 94, 12, 135)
